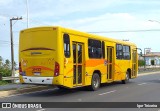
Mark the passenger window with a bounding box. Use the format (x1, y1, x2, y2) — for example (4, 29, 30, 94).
(116, 44, 123, 59)
(102, 41, 105, 58)
(63, 34, 70, 58)
(88, 39, 102, 58)
(123, 45, 130, 60)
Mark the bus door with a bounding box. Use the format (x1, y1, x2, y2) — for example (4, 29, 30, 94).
(132, 50, 137, 78)
(72, 42, 84, 86)
(106, 46, 114, 81)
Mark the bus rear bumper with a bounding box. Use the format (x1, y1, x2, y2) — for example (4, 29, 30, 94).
(22, 76, 53, 85)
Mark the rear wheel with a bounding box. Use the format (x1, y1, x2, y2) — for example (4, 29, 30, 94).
(122, 71, 130, 84)
(90, 73, 100, 91)
(57, 86, 69, 90)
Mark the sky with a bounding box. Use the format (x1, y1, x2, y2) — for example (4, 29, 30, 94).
(1, 0, 160, 63)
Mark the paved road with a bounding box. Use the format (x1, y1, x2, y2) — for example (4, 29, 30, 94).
(0, 73, 160, 111)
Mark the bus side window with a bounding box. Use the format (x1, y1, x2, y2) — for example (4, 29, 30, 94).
(123, 45, 130, 60)
(102, 41, 105, 58)
(116, 44, 123, 59)
(88, 39, 102, 58)
(63, 34, 70, 58)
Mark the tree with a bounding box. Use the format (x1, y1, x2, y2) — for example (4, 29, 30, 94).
(138, 60, 145, 67)
(14, 61, 17, 69)
(0, 56, 3, 67)
(4, 59, 11, 69)
(0, 57, 11, 78)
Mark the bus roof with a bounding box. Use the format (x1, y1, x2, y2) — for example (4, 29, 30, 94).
(20, 26, 137, 47)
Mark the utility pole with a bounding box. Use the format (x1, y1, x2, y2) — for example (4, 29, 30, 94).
(10, 17, 22, 78)
(26, 0, 29, 28)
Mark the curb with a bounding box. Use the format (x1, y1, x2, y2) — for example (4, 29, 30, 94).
(138, 71, 160, 76)
(0, 85, 55, 98)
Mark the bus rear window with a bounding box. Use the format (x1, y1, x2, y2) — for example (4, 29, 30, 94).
(19, 30, 57, 52)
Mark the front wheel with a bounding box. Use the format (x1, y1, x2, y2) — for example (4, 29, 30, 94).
(122, 71, 130, 84)
(90, 73, 100, 91)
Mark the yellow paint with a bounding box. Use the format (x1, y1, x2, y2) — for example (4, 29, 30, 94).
(19, 26, 138, 88)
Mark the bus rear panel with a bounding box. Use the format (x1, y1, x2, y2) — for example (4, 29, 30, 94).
(19, 27, 62, 85)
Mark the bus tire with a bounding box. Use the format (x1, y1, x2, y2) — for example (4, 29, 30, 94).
(57, 86, 68, 90)
(90, 73, 100, 91)
(122, 71, 130, 84)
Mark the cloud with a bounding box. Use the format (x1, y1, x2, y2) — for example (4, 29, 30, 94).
(28, 0, 119, 18)
(46, 12, 160, 49)
(29, 11, 160, 34)
(28, 0, 160, 19)
(0, 0, 13, 6)
(0, 15, 7, 20)
(49, 13, 141, 30)
(15, 0, 160, 29)
(1, 0, 160, 63)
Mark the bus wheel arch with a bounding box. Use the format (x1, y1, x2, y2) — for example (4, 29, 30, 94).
(127, 68, 131, 79)
(122, 69, 130, 84)
(90, 70, 101, 91)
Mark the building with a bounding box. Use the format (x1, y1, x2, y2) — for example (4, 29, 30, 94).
(144, 52, 160, 66)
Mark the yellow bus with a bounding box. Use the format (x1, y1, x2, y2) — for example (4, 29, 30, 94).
(19, 26, 138, 91)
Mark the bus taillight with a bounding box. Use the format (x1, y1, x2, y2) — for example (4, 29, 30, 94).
(54, 62, 60, 76)
(19, 62, 22, 75)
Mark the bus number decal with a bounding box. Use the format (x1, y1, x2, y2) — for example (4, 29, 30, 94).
(32, 68, 41, 72)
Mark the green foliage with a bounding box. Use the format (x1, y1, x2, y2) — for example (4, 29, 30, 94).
(0, 67, 11, 77)
(0, 56, 16, 77)
(0, 80, 8, 85)
(4, 59, 11, 69)
(0, 56, 3, 67)
(0, 56, 17, 85)
(138, 60, 145, 67)
(151, 60, 155, 65)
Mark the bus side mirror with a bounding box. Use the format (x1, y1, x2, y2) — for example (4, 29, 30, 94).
(140, 52, 142, 56)
(136, 48, 142, 56)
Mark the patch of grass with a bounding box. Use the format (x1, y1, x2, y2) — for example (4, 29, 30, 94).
(0, 80, 8, 85)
